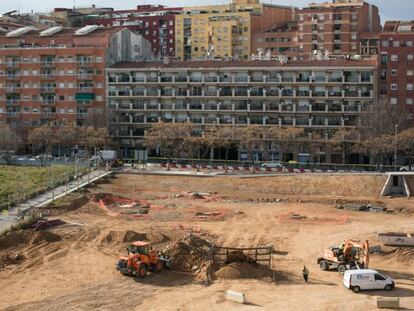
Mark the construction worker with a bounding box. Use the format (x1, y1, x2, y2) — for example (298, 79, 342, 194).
(302, 265, 309, 283)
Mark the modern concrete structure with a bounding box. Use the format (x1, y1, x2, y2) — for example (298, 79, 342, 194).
(0, 26, 152, 127)
(379, 21, 414, 115)
(106, 59, 378, 161)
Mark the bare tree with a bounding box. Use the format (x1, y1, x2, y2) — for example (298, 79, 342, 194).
(397, 128, 414, 169)
(237, 125, 265, 172)
(0, 124, 21, 164)
(144, 122, 192, 170)
(265, 126, 304, 162)
(329, 128, 360, 164)
(28, 124, 56, 155)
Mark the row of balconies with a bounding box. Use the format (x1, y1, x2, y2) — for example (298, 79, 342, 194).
(3, 73, 99, 80)
(110, 116, 360, 134)
(3, 111, 87, 119)
(110, 102, 364, 114)
(108, 88, 374, 99)
(4, 99, 94, 106)
(107, 74, 373, 84)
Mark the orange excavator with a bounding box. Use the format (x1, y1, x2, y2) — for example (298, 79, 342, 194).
(116, 241, 171, 278)
(317, 239, 369, 273)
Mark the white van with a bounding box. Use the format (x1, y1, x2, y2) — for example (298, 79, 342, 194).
(343, 269, 395, 293)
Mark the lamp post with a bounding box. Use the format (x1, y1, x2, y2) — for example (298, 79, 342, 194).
(394, 124, 398, 172)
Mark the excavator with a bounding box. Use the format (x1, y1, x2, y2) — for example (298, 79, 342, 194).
(116, 241, 171, 278)
(317, 239, 369, 273)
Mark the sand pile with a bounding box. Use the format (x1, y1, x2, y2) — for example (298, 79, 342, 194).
(391, 248, 414, 262)
(101, 231, 147, 245)
(163, 235, 212, 272)
(100, 230, 169, 245)
(0, 230, 61, 250)
(0, 253, 24, 271)
(215, 262, 272, 280)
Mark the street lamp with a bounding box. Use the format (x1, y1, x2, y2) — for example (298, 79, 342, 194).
(394, 124, 398, 172)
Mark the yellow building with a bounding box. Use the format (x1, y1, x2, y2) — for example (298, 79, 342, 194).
(175, 0, 295, 61)
(175, 0, 263, 61)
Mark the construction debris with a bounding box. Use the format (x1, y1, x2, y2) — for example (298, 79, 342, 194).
(31, 219, 65, 231)
(226, 290, 245, 304)
(162, 235, 212, 272)
(377, 297, 399, 309)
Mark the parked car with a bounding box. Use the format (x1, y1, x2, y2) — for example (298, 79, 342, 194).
(400, 166, 414, 172)
(343, 269, 395, 293)
(260, 161, 284, 169)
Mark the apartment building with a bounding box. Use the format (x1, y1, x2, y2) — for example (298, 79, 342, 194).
(106, 59, 377, 162)
(0, 25, 152, 128)
(296, 0, 381, 60)
(379, 21, 414, 114)
(83, 5, 183, 58)
(251, 22, 298, 60)
(175, 0, 294, 61)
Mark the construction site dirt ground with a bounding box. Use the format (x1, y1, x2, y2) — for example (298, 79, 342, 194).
(1, 173, 414, 311)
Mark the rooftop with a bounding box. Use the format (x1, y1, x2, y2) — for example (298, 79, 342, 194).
(383, 20, 414, 33)
(110, 59, 378, 69)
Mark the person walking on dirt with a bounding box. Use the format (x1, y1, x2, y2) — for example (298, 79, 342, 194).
(302, 265, 309, 283)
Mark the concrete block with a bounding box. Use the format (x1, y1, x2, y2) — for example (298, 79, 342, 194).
(377, 297, 399, 309)
(344, 204, 368, 211)
(226, 290, 245, 304)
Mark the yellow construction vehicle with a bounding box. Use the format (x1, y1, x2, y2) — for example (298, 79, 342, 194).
(317, 239, 369, 273)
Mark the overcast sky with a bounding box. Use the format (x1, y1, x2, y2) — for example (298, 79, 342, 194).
(1, 0, 412, 22)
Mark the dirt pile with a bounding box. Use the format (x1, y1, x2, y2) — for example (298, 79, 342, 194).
(390, 248, 414, 263)
(0, 253, 24, 271)
(214, 262, 272, 280)
(100, 230, 169, 245)
(0, 229, 61, 250)
(163, 235, 212, 272)
(101, 231, 147, 245)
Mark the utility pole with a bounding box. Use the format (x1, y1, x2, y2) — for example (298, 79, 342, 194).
(394, 124, 398, 172)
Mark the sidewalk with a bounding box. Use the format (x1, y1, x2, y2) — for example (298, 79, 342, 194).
(0, 168, 112, 232)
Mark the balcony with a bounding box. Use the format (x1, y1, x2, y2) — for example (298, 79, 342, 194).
(41, 74, 56, 80)
(41, 99, 56, 106)
(41, 61, 56, 68)
(5, 100, 19, 106)
(78, 87, 94, 92)
(78, 74, 93, 79)
(5, 86, 20, 92)
(6, 74, 19, 80)
(6, 112, 20, 117)
(40, 87, 55, 92)
(5, 61, 19, 68)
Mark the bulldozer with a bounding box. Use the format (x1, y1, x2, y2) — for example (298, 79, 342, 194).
(317, 239, 369, 273)
(116, 241, 171, 277)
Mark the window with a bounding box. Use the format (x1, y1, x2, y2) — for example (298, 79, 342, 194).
(391, 84, 398, 90)
(374, 274, 386, 281)
(408, 54, 414, 61)
(393, 41, 400, 47)
(59, 95, 65, 100)
(391, 98, 398, 105)
(407, 41, 414, 47)
(407, 98, 413, 105)
(391, 69, 397, 76)
(391, 55, 398, 61)
(408, 70, 414, 76)
(382, 40, 389, 47)
(408, 84, 414, 91)
(351, 33, 357, 40)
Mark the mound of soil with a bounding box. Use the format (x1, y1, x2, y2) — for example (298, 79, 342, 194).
(30, 231, 61, 245)
(0, 229, 61, 250)
(101, 231, 147, 245)
(0, 253, 24, 271)
(215, 262, 272, 280)
(163, 235, 212, 272)
(390, 248, 414, 262)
